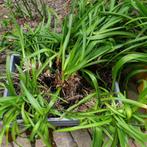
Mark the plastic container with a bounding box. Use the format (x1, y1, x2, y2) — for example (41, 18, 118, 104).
(3, 54, 79, 127)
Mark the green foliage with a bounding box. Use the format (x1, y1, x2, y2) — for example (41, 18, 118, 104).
(5, 0, 48, 19)
(0, 0, 147, 146)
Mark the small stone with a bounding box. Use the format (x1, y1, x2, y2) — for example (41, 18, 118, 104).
(3, 15, 8, 19)
(13, 134, 31, 147)
(53, 132, 77, 147)
(35, 139, 45, 147)
(71, 130, 92, 147)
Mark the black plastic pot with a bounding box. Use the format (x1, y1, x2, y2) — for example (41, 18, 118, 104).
(3, 54, 121, 127)
(3, 54, 79, 127)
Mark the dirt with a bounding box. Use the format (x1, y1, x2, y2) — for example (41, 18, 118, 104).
(98, 67, 112, 89)
(0, 0, 68, 32)
(88, 65, 113, 90)
(0, 4, 9, 34)
(47, 0, 68, 16)
(9, 67, 94, 112)
(39, 68, 93, 112)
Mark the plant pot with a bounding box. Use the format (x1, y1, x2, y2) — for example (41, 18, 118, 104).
(3, 54, 79, 127)
(3, 54, 120, 127)
(120, 66, 147, 114)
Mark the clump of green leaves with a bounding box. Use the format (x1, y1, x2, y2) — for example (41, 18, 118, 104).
(0, 0, 147, 146)
(5, 0, 48, 19)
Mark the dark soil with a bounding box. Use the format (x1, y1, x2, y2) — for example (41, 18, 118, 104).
(88, 65, 113, 89)
(39, 68, 93, 112)
(39, 62, 113, 112)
